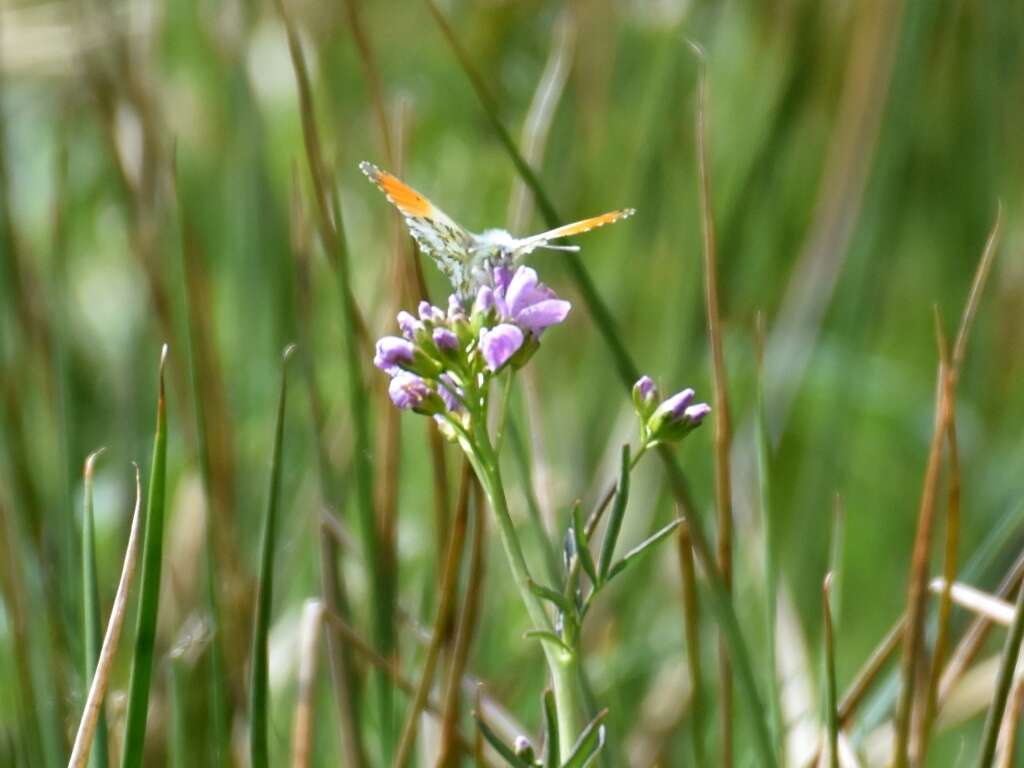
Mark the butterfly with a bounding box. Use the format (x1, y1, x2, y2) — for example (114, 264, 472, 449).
(360, 161, 635, 298)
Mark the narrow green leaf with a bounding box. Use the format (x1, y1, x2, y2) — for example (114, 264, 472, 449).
(542, 689, 559, 768)
(823, 574, 838, 768)
(562, 709, 607, 768)
(608, 519, 683, 583)
(250, 345, 295, 768)
(121, 346, 170, 768)
(571, 502, 598, 588)
(524, 630, 572, 656)
(82, 449, 109, 768)
(475, 713, 531, 768)
(975, 568, 1024, 767)
(529, 579, 573, 617)
(597, 445, 631, 582)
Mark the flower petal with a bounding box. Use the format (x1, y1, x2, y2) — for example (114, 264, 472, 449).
(515, 299, 571, 333)
(479, 324, 524, 371)
(505, 266, 542, 318)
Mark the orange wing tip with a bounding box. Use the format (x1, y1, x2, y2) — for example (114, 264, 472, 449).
(359, 161, 433, 218)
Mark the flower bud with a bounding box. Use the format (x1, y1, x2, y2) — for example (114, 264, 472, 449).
(513, 736, 536, 762)
(645, 387, 710, 444)
(632, 375, 659, 418)
(374, 336, 414, 374)
(388, 372, 444, 415)
(396, 311, 421, 340)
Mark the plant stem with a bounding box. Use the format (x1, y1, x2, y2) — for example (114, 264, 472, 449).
(463, 411, 581, 759)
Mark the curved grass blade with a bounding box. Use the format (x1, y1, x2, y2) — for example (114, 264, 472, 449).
(70, 465, 143, 768)
(525, 630, 573, 656)
(597, 445, 630, 583)
(120, 346, 170, 768)
(249, 344, 295, 768)
(82, 449, 110, 768)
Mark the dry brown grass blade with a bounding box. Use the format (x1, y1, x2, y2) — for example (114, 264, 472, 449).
(290, 600, 325, 768)
(691, 41, 735, 767)
(273, 0, 371, 352)
(69, 465, 143, 768)
(438, 476, 486, 767)
(897, 204, 1003, 765)
(392, 464, 473, 767)
(892, 321, 953, 768)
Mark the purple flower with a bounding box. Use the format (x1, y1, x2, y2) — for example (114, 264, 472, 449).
(396, 311, 421, 340)
(494, 266, 571, 334)
(433, 327, 459, 351)
(388, 372, 431, 410)
(374, 336, 414, 373)
(418, 301, 444, 324)
(479, 324, 524, 371)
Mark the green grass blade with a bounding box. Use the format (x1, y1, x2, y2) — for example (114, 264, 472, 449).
(823, 574, 839, 768)
(755, 313, 783, 760)
(82, 450, 110, 768)
(249, 345, 295, 768)
(597, 445, 630, 582)
(975, 573, 1024, 767)
(474, 713, 530, 767)
(120, 346, 170, 768)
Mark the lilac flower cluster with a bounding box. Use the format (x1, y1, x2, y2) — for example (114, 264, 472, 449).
(374, 266, 571, 422)
(632, 374, 711, 446)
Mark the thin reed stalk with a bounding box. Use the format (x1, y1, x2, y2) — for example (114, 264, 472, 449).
(392, 464, 473, 767)
(690, 44, 735, 766)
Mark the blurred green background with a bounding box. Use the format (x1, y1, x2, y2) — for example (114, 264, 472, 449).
(1, 0, 1023, 765)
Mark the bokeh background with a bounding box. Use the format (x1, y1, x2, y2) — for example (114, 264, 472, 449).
(1, 0, 1023, 765)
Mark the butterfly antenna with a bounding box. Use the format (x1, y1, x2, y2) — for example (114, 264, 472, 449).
(537, 243, 581, 253)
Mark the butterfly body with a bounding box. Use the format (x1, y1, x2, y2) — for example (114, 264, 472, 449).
(360, 161, 634, 298)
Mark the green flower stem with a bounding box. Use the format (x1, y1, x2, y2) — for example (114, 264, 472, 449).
(459, 407, 582, 760)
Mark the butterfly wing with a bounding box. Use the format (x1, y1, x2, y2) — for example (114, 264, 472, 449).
(360, 161, 476, 292)
(512, 208, 636, 256)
